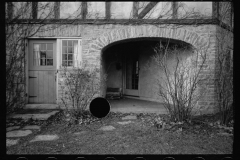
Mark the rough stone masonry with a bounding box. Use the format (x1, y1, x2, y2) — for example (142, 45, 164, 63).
(32, 23, 232, 115)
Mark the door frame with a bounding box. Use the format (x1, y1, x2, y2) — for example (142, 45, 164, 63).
(123, 52, 139, 97)
(26, 38, 58, 104)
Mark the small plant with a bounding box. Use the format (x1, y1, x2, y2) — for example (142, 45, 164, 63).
(153, 116, 166, 129)
(59, 64, 107, 124)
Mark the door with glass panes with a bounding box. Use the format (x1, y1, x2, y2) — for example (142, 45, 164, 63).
(125, 52, 139, 96)
(28, 40, 56, 103)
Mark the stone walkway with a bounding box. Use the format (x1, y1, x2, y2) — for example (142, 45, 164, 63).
(6, 114, 138, 147)
(6, 109, 60, 147)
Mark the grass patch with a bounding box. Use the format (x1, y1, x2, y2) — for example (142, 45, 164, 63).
(6, 111, 233, 154)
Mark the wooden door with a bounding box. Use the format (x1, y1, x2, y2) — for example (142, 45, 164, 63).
(28, 40, 56, 104)
(124, 52, 139, 96)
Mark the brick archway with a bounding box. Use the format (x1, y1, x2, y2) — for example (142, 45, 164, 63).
(90, 26, 209, 53)
(87, 25, 212, 109)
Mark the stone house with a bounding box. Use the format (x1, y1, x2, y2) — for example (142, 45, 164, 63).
(6, 2, 233, 114)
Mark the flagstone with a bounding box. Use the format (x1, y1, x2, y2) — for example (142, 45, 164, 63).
(6, 126, 20, 132)
(30, 134, 59, 142)
(122, 115, 137, 120)
(98, 125, 115, 131)
(74, 131, 88, 135)
(22, 125, 41, 130)
(7, 130, 32, 138)
(117, 121, 132, 125)
(6, 139, 19, 147)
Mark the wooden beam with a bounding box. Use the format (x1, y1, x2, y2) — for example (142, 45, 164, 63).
(212, 2, 219, 19)
(54, 2, 60, 19)
(106, 2, 111, 19)
(231, 1, 233, 29)
(81, 2, 88, 19)
(138, 2, 158, 19)
(132, 2, 139, 19)
(7, 2, 13, 20)
(32, 2, 38, 19)
(172, 2, 178, 19)
(11, 19, 220, 26)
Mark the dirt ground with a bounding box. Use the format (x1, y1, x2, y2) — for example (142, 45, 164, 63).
(6, 111, 233, 154)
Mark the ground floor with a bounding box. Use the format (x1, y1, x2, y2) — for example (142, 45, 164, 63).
(24, 24, 233, 114)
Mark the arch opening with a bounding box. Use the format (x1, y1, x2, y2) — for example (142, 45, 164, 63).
(101, 37, 194, 103)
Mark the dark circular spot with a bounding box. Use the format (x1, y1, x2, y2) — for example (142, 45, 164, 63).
(163, 157, 175, 160)
(134, 157, 146, 160)
(104, 157, 116, 160)
(221, 157, 233, 160)
(192, 157, 205, 160)
(89, 97, 111, 118)
(75, 157, 87, 160)
(16, 157, 28, 160)
(45, 157, 57, 160)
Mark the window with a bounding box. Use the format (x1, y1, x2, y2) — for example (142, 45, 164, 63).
(61, 39, 81, 67)
(33, 43, 53, 66)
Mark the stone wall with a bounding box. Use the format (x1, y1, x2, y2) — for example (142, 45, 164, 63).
(31, 23, 220, 114)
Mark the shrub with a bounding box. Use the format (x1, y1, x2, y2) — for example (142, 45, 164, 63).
(59, 64, 107, 123)
(149, 41, 209, 122)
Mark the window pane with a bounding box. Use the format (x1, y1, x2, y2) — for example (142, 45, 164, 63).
(40, 51, 46, 58)
(47, 43, 53, 50)
(62, 40, 67, 46)
(34, 59, 40, 66)
(68, 61, 73, 66)
(33, 51, 39, 60)
(62, 61, 67, 66)
(62, 46, 67, 53)
(41, 59, 46, 66)
(68, 40, 73, 46)
(47, 59, 53, 66)
(68, 54, 73, 60)
(62, 54, 67, 60)
(68, 47, 73, 53)
(41, 44, 46, 50)
(73, 41, 78, 53)
(33, 44, 40, 51)
(46, 51, 53, 58)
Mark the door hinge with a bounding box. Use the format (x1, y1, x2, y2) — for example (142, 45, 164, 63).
(29, 76, 37, 78)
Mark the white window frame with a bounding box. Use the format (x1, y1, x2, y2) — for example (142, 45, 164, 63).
(59, 38, 82, 69)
